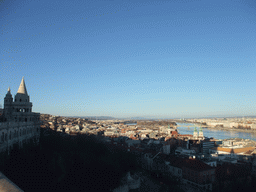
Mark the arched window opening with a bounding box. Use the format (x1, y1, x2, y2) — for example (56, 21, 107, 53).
(20, 99, 22, 102)
(25, 118, 27, 122)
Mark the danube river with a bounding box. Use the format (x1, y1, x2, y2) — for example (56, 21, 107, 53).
(177, 123, 256, 141)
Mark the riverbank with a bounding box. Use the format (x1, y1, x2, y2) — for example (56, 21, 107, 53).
(203, 126, 256, 133)
(177, 123, 256, 141)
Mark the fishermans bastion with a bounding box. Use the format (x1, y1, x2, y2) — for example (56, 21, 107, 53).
(0, 77, 40, 154)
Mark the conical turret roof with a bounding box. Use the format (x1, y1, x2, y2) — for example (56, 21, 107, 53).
(6, 87, 11, 95)
(5, 87, 12, 98)
(17, 77, 28, 95)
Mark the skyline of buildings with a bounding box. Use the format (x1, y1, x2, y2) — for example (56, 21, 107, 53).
(0, 77, 255, 192)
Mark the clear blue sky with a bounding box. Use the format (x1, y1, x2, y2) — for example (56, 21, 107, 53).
(1, 0, 256, 118)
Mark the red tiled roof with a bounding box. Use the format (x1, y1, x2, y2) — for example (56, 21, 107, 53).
(211, 147, 254, 154)
(171, 131, 178, 135)
(182, 158, 214, 171)
(178, 134, 193, 137)
(165, 155, 214, 171)
(121, 129, 126, 133)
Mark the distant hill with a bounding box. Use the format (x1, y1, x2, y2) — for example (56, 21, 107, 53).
(195, 115, 256, 119)
(67, 116, 160, 120)
(67, 116, 116, 120)
(121, 117, 153, 120)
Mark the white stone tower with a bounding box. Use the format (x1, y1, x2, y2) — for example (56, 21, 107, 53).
(199, 126, 203, 138)
(193, 127, 198, 138)
(13, 77, 32, 117)
(3, 77, 35, 123)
